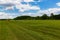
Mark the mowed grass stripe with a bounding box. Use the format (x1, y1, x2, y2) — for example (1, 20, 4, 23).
(0, 21, 18, 40)
(7, 22, 37, 40)
(9, 20, 59, 40)
(18, 26, 60, 40)
(11, 20, 60, 40)
(0, 21, 1, 40)
(10, 23, 44, 40)
(0, 20, 60, 40)
(5, 26, 18, 40)
(22, 24, 60, 39)
(21, 20, 60, 38)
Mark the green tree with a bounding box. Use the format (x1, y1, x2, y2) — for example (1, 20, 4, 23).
(14, 16, 31, 20)
(41, 14, 48, 19)
(50, 13, 54, 19)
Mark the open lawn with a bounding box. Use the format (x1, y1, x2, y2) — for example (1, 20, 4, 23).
(0, 20, 60, 40)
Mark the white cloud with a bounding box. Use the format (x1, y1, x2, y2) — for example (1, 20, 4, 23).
(48, 8, 60, 13)
(22, 8, 60, 17)
(1, 0, 60, 19)
(23, 0, 41, 2)
(0, 0, 41, 19)
(56, 2, 60, 6)
(0, 12, 15, 19)
(1, 7, 60, 19)
(0, 0, 22, 4)
(31, 8, 60, 16)
(16, 4, 40, 12)
(0, 0, 40, 12)
(24, 0, 34, 2)
(5, 6, 14, 10)
(39, 8, 60, 16)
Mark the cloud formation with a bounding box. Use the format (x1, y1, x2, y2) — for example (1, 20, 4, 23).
(0, 12, 14, 19)
(0, 0, 40, 11)
(0, 0, 41, 19)
(56, 2, 60, 6)
(0, 0, 60, 19)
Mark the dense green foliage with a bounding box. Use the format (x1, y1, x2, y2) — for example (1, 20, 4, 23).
(14, 13, 60, 20)
(0, 20, 60, 40)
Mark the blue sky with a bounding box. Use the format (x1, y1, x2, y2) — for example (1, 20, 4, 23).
(0, 0, 60, 19)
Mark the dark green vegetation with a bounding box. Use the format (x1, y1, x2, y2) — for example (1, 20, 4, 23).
(14, 13, 60, 20)
(0, 20, 60, 40)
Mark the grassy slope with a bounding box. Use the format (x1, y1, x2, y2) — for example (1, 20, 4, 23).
(0, 20, 60, 40)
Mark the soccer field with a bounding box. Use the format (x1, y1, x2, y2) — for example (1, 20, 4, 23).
(0, 20, 60, 40)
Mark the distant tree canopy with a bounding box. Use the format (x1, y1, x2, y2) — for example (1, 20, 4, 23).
(14, 13, 60, 20)
(14, 16, 31, 20)
(41, 14, 49, 19)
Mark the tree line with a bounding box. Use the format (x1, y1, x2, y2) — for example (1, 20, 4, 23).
(14, 13, 60, 20)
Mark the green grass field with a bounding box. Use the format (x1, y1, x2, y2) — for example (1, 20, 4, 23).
(0, 20, 60, 40)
